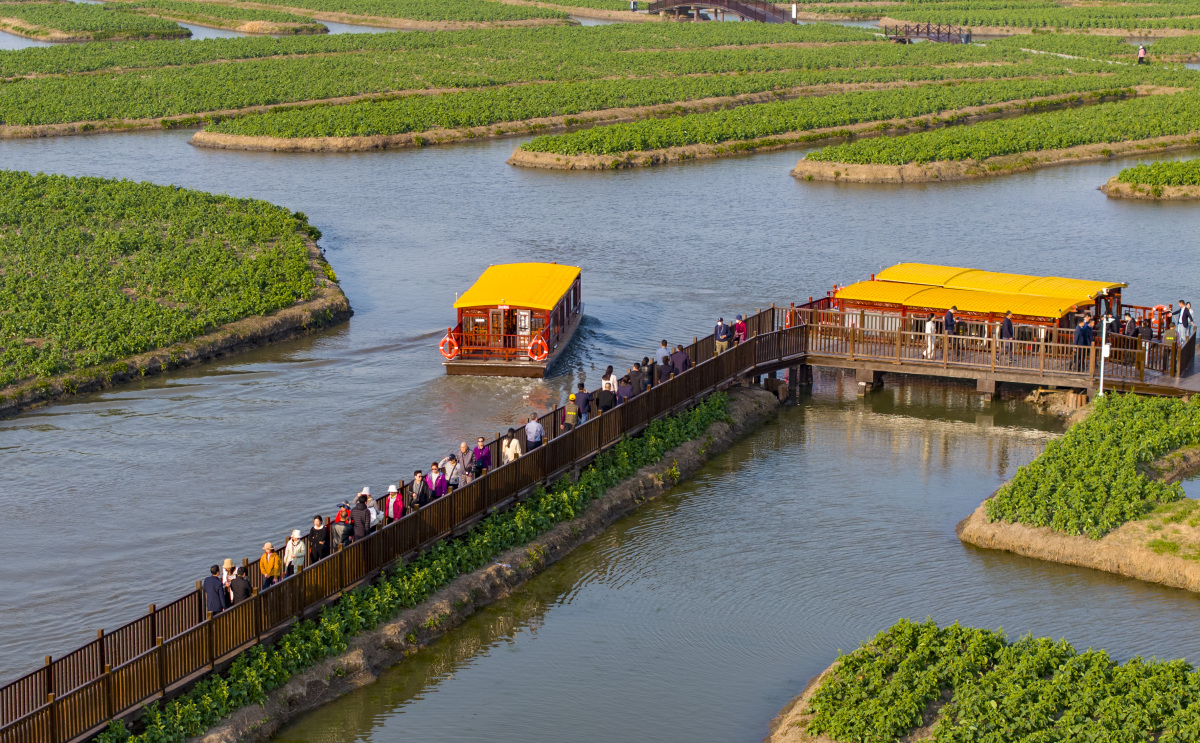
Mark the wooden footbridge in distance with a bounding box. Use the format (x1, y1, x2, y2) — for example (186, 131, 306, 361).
(646, 0, 795, 23)
(881, 22, 973, 43)
(1, 305, 1195, 743)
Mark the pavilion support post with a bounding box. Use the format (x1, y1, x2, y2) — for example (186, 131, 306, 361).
(856, 368, 883, 395)
(976, 377, 996, 402)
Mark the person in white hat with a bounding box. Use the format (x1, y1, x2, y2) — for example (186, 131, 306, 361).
(385, 483, 404, 522)
(283, 529, 306, 576)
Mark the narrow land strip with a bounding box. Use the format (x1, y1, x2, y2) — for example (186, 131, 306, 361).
(1101, 175, 1200, 199)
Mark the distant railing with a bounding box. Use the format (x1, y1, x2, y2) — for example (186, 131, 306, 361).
(881, 22, 971, 43)
(646, 0, 794, 24)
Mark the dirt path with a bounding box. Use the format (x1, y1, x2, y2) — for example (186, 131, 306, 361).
(507, 87, 1137, 171)
(1101, 175, 1200, 199)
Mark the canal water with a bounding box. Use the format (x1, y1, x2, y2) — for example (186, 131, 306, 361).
(2, 125, 1200, 737)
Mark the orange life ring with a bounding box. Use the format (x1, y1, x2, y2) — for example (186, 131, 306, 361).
(439, 333, 459, 360)
(1153, 305, 1167, 329)
(528, 336, 549, 362)
(785, 311, 794, 329)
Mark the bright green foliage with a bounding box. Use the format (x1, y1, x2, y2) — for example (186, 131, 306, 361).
(890, 2, 1200, 30)
(94, 394, 731, 743)
(110, 0, 327, 32)
(1118, 158, 1200, 185)
(806, 92, 1200, 166)
(984, 32, 1140, 59)
(1148, 34, 1200, 55)
(987, 394, 1200, 538)
(208, 64, 1092, 139)
(0, 0, 188, 39)
(807, 619, 1200, 743)
(0, 36, 1043, 126)
(520, 77, 1126, 155)
(239, 0, 568, 21)
(0, 171, 318, 388)
(535, 0, 629, 9)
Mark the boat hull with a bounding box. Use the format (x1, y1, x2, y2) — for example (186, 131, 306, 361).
(443, 310, 582, 378)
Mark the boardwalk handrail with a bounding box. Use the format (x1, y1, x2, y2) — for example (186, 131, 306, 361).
(1, 299, 1190, 743)
(881, 21, 971, 43)
(646, 0, 794, 23)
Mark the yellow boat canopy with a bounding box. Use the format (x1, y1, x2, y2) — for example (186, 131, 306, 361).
(874, 263, 1125, 301)
(836, 281, 1087, 320)
(454, 263, 581, 312)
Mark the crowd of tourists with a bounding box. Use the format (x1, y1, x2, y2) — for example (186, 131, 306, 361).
(198, 327, 748, 615)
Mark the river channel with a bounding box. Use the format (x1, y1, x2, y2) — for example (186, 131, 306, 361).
(1, 127, 1199, 738)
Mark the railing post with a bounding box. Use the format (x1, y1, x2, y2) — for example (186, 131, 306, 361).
(103, 664, 114, 721)
(849, 326, 855, 360)
(206, 610, 216, 668)
(1088, 344, 1096, 380)
(195, 580, 204, 625)
(895, 325, 902, 363)
(252, 589, 262, 642)
(148, 603, 157, 651)
(155, 636, 166, 697)
(47, 694, 57, 743)
(990, 331, 997, 371)
(1038, 338, 1046, 375)
(44, 655, 53, 708)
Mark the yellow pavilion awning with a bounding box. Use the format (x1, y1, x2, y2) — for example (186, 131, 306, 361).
(836, 281, 1086, 320)
(454, 263, 580, 311)
(874, 263, 1124, 302)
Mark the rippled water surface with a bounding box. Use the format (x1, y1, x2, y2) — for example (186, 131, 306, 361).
(1, 121, 1199, 737)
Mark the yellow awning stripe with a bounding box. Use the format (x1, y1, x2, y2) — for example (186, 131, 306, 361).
(836, 281, 1087, 319)
(454, 263, 580, 312)
(874, 263, 1124, 301)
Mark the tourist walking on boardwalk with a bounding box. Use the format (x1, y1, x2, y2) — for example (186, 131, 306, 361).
(656, 340, 670, 367)
(1073, 316, 1094, 370)
(525, 414, 545, 451)
(630, 362, 647, 395)
(428, 463, 448, 498)
(999, 311, 1014, 362)
(597, 380, 616, 412)
(670, 345, 691, 375)
(575, 383, 592, 422)
(283, 529, 306, 576)
(503, 428, 523, 463)
(922, 312, 936, 359)
(259, 542, 282, 590)
(714, 317, 732, 355)
(562, 393, 581, 431)
(350, 494, 371, 541)
(308, 516, 329, 562)
(203, 565, 228, 615)
(332, 502, 352, 550)
(657, 357, 674, 385)
(457, 442, 475, 484)
(410, 470, 432, 509)
(1138, 44, 1147, 64)
(385, 485, 404, 522)
(601, 365, 617, 392)
(943, 306, 958, 359)
(473, 436, 491, 476)
(734, 315, 748, 344)
(440, 454, 462, 493)
(617, 375, 633, 404)
(229, 567, 251, 605)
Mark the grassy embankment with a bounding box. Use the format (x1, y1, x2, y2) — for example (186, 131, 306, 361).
(104, 0, 329, 35)
(768, 618, 1200, 743)
(0, 170, 350, 417)
(0, 0, 188, 41)
(1103, 157, 1200, 198)
(957, 394, 1200, 593)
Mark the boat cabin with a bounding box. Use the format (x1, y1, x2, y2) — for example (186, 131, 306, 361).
(441, 262, 583, 377)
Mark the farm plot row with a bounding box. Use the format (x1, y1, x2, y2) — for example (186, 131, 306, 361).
(108, 0, 329, 34)
(804, 90, 1200, 166)
(208, 58, 1096, 139)
(0, 0, 188, 40)
(805, 618, 1200, 743)
(518, 76, 1132, 156)
(0, 41, 1033, 127)
(889, 1, 1200, 29)
(0, 170, 319, 388)
(982, 394, 1200, 539)
(1118, 158, 1200, 185)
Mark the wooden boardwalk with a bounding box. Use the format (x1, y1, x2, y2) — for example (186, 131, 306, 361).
(1, 302, 1194, 743)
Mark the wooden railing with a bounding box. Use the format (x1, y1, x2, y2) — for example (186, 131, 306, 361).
(646, 0, 794, 23)
(2, 299, 1190, 743)
(881, 22, 972, 43)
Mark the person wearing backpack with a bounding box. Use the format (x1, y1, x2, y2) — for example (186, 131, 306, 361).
(331, 502, 353, 550)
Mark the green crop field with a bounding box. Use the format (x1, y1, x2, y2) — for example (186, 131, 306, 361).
(1118, 158, 1200, 185)
(0, 0, 188, 39)
(0, 171, 321, 389)
(806, 618, 1200, 742)
(229, 0, 569, 22)
(518, 77, 1129, 156)
(984, 394, 1200, 538)
(805, 92, 1200, 166)
(110, 0, 327, 32)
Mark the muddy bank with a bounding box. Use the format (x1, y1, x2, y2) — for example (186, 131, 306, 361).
(763, 663, 841, 743)
(507, 88, 1131, 171)
(793, 113, 1198, 184)
(1101, 175, 1200, 200)
(192, 82, 910, 154)
(956, 444, 1200, 593)
(190, 387, 781, 743)
(0, 239, 351, 420)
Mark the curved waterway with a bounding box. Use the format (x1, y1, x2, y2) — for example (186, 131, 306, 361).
(0, 130, 1198, 702)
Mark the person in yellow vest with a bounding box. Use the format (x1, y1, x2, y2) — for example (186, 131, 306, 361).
(259, 542, 283, 590)
(561, 394, 580, 432)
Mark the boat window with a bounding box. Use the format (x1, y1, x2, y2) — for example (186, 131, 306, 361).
(517, 310, 531, 336)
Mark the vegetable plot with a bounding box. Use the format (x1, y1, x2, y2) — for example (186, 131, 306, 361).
(0, 171, 319, 389)
(0, 0, 189, 39)
(807, 618, 1200, 743)
(518, 76, 1126, 156)
(986, 394, 1200, 538)
(109, 0, 328, 33)
(1118, 158, 1200, 185)
(805, 92, 1200, 166)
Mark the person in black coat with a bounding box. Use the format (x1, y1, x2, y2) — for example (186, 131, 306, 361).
(229, 567, 252, 605)
(998, 311, 1014, 363)
(410, 470, 433, 509)
(350, 495, 371, 542)
(202, 565, 228, 615)
(1072, 316, 1094, 370)
(670, 346, 691, 375)
(307, 516, 329, 563)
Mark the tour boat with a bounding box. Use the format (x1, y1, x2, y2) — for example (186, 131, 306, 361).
(440, 262, 583, 377)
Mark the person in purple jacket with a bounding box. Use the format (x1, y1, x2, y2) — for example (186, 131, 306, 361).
(428, 462, 448, 498)
(472, 436, 491, 478)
